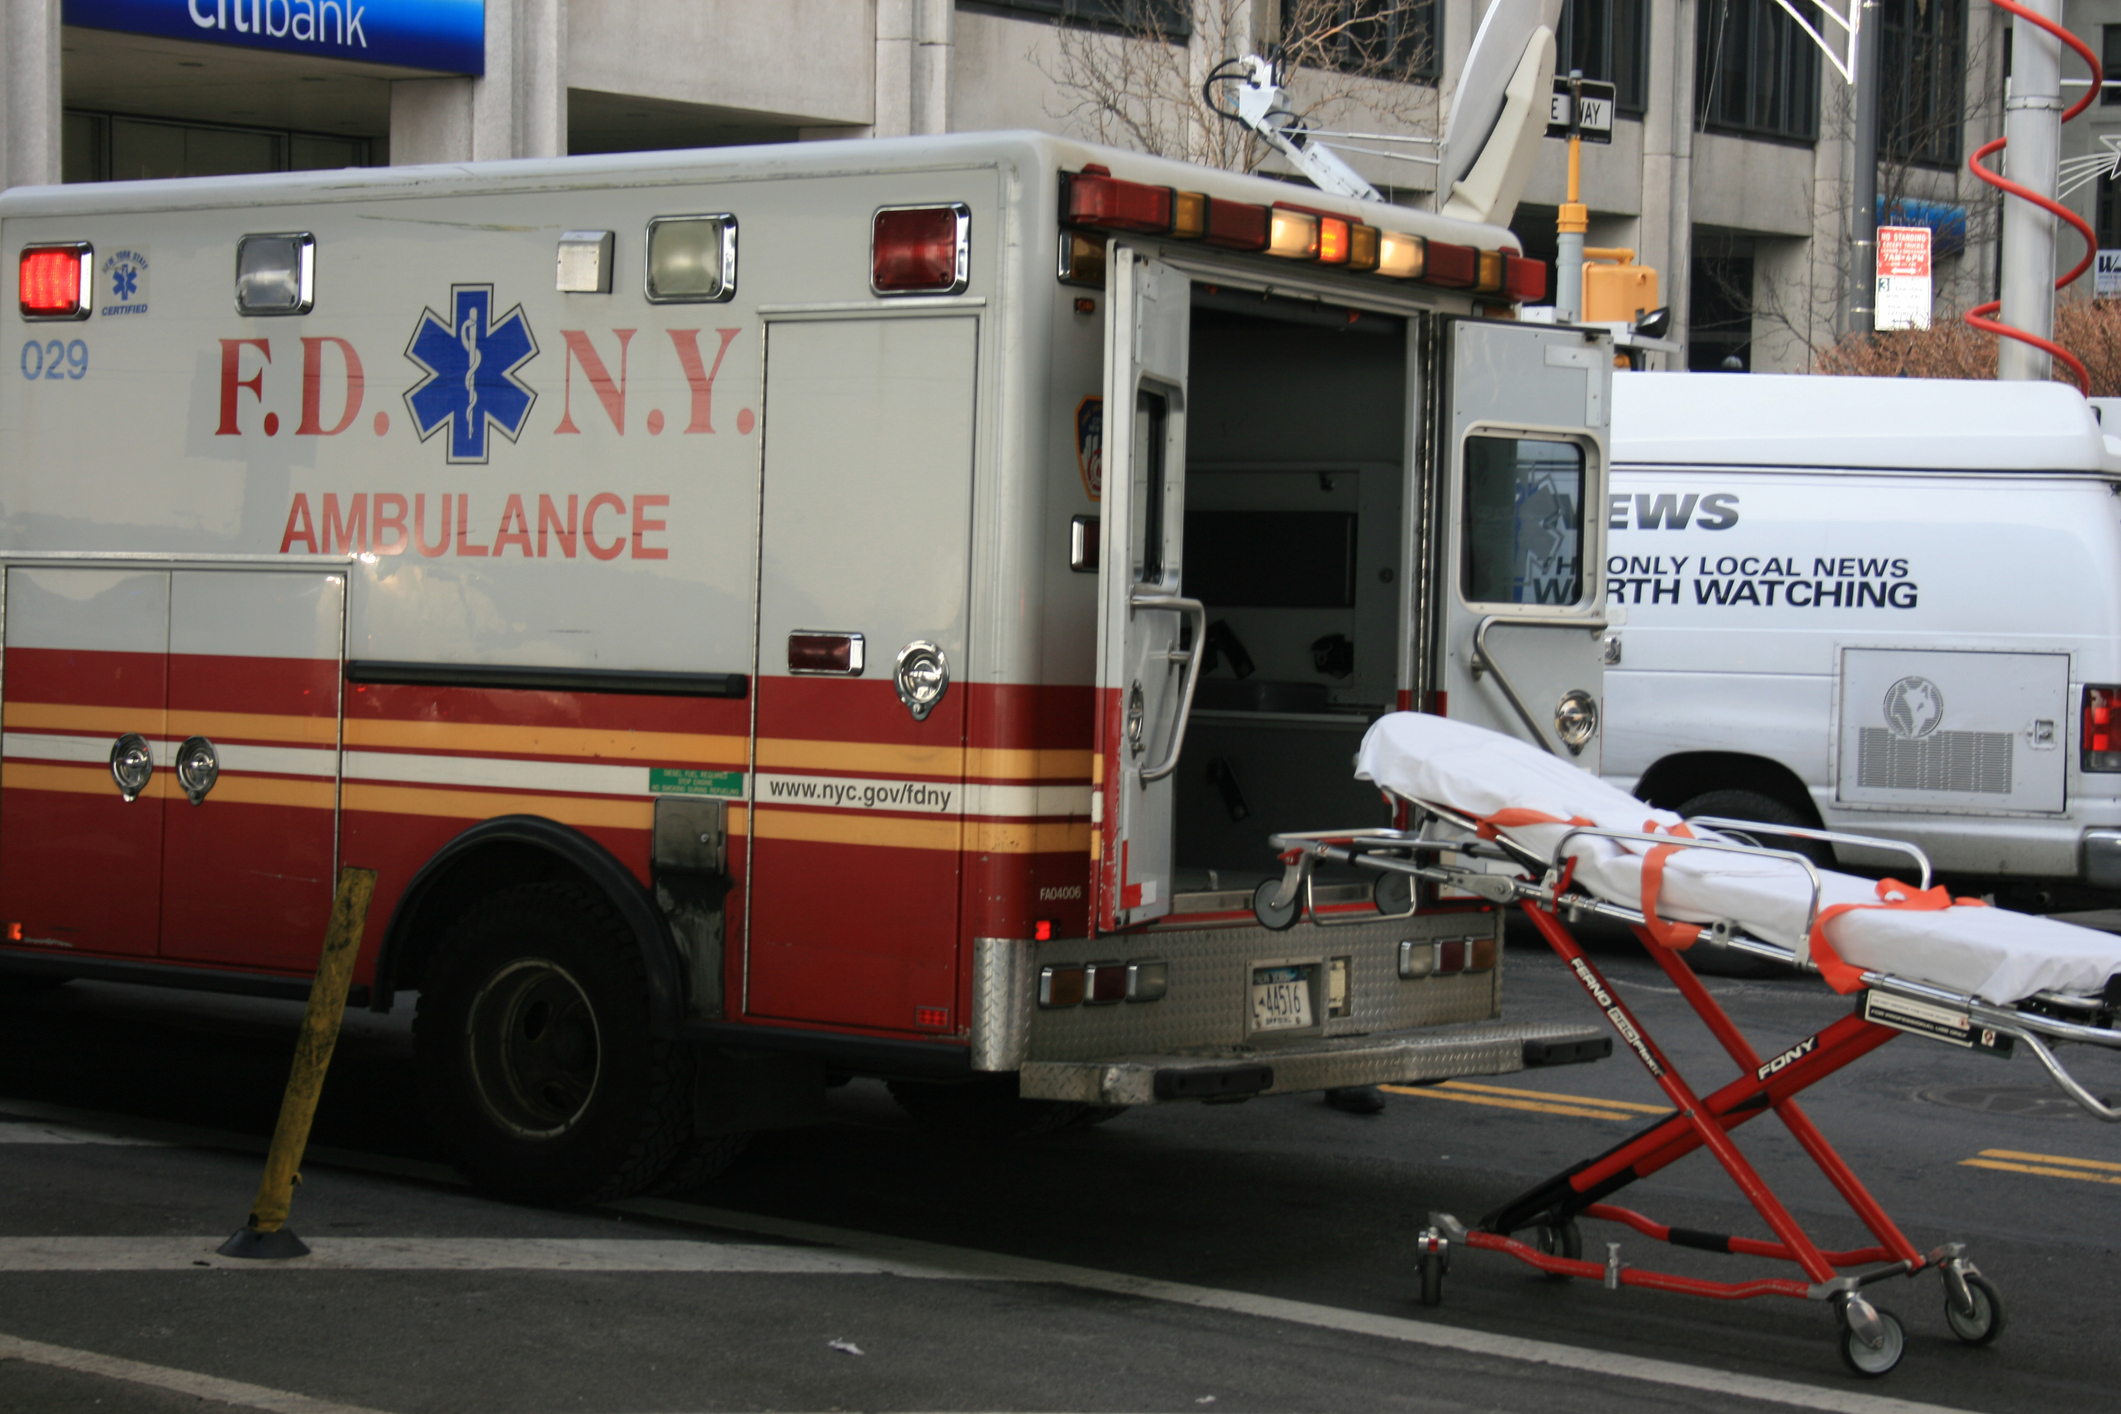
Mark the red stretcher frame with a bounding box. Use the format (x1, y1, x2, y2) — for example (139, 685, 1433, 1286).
(1458, 898, 1926, 1302)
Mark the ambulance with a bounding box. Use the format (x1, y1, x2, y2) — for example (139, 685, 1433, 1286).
(0, 130, 1612, 1202)
(1605, 373, 2121, 965)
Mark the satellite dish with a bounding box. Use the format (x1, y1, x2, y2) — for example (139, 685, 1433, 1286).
(1439, 0, 1562, 199)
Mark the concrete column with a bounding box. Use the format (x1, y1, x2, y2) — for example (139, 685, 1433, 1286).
(875, 0, 914, 138)
(389, 0, 567, 166)
(1639, 0, 1695, 361)
(912, 0, 951, 135)
(3, 0, 63, 192)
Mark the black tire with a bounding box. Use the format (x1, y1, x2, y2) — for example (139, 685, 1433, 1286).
(886, 1074, 1094, 1137)
(414, 882, 692, 1205)
(1672, 789, 1825, 979)
(0, 973, 70, 993)
(1534, 1217, 1583, 1278)
(1836, 1303, 1905, 1377)
(1944, 1273, 2007, 1346)
(1067, 1104, 1130, 1129)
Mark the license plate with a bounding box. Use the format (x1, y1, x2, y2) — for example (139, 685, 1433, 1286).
(1251, 965, 1314, 1032)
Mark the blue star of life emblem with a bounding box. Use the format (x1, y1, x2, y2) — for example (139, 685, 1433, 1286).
(403, 285, 538, 463)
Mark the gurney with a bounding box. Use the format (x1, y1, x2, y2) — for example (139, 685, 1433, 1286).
(1253, 712, 2121, 1377)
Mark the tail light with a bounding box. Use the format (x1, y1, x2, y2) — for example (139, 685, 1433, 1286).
(2084, 687, 2121, 771)
(872, 204, 969, 295)
(19, 244, 91, 320)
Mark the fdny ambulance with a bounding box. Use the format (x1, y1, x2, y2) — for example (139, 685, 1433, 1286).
(0, 131, 1610, 1202)
(1606, 373, 2121, 962)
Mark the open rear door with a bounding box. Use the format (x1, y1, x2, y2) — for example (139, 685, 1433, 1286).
(1438, 319, 1609, 766)
(1092, 247, 1201, 932)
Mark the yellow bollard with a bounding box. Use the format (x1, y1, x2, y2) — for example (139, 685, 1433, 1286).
(218, 867, 377, 1260)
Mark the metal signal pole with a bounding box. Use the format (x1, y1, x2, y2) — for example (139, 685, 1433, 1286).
(1849, 1, 1883, 336)
(1998, 0, 2065, 380)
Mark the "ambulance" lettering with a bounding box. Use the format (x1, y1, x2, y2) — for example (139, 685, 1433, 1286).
(279, 492, 669, 559)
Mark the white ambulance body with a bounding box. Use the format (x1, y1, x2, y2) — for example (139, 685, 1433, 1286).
(0, 132, 1611, 1201)
(1605, 372, 2121, 898)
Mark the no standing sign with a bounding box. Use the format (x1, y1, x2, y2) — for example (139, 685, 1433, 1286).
(1876, 226, 1932, 331)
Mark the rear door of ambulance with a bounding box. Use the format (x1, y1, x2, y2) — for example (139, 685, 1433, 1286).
(1435, 320, 1610, 765)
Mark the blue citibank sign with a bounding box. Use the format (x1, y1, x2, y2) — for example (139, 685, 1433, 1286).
(64, 0, 486, 75)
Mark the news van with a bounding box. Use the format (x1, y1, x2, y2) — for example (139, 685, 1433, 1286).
(0, 130, 1613, 1202)
(1604, 373, 2121, 957)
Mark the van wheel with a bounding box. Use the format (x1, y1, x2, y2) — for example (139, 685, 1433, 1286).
(414, 882, 691, 1204)
(1672, 790, 1825, 978)
(886, 1075, 1094, 1137)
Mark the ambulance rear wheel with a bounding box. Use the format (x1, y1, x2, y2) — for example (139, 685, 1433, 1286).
(886, 1075, 1097, 1137)
(415, 882, 691, 1205)
(1673, 789, 1823, 978)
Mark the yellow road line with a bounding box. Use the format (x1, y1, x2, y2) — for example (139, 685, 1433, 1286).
(1436, 1080, 1671, 1114)
(1958, 1157, 2121, 1187)
(1975, 1148, 2121, 1173)
(1381, 1086, 1645, 1121)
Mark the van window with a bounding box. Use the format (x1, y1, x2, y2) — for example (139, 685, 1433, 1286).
(1461, 435, 1585, 606)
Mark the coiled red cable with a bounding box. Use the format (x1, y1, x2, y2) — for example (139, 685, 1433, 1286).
(1964, 0, 2101, 394)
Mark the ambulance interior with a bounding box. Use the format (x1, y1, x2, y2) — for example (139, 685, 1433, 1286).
(1170, 292, 1409, 905)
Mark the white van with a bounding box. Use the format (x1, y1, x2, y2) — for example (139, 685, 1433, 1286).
(1604, 373, 2121, 925)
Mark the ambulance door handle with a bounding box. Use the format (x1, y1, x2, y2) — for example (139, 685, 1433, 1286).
(1129, 589, 1206, 784)
(108, 733, 154, 803)
(174, 736, 220, 806)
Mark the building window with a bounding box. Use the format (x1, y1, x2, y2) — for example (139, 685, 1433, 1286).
(964, 0, 1191, 39)
(2099, 172, 2121, 252)
(1306, 1, 1441, 83)
(63, 111, 373, 185)
(2104, 23, 2121, 106)
(1556, 0, 1649, 116)
(1696, 0, 1821, 143)
(1881, 0, 1965, 169)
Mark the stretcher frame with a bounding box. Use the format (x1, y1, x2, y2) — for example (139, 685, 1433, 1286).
(1257, 798, 2121, 1377)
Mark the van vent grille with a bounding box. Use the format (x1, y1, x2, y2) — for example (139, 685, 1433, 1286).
(1857, 729, 2013, 795)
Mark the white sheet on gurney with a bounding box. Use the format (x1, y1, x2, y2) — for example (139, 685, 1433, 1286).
(1356, 712, 2121, 1004)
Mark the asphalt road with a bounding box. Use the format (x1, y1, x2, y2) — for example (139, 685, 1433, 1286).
(2, 916, 2117, 1413)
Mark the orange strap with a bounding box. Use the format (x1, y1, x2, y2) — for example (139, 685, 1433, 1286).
(1474, 807, 1594, 840)
(1637, 820, 1704, 952)
(1808, 878, 1988, 994)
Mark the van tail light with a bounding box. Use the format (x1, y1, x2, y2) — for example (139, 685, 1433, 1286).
(873, 204, 969, 295)
(2084, 687, 2121, 770)
(19, 244, 92, 320)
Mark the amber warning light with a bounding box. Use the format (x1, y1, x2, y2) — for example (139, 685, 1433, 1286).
(19, 244, 91, 320)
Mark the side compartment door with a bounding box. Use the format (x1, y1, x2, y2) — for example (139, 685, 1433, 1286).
(745, 315, 977, 1035)
(1093, 248, 1198, 931)
(0, 567, 170, 958)
(159, 570, 346, 969)
(1438, 320, 1610, 766)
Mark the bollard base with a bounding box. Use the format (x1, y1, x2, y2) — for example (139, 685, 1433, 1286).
(216, 1226, 311, 1260)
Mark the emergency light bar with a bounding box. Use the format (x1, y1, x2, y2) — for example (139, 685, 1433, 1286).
(1060, 167, 1545, 302)
(18, 244, 92, 321)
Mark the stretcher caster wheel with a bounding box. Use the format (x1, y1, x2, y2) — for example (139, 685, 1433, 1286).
(1835, 1296, 1905, 1377)
(1372, 871, 1414, 917)
(1417, 1249, 1444, 1307)
(1533, 1218, 1582, 1277)
(1944, 1273, 2007, 1346)
(1252, 878, 1300, 931)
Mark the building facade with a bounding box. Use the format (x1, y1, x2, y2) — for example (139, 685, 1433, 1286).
(0, 1, 2104, 370)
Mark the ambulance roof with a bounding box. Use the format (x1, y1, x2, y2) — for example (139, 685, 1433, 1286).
(0, 130, 1520, 253)
(1611, 372, 2118, 473)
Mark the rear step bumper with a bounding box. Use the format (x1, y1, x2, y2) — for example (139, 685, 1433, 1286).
(1017, 1018, 1612, 1106)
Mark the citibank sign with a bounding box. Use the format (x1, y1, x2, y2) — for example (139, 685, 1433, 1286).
(63, 0, 486, 75)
